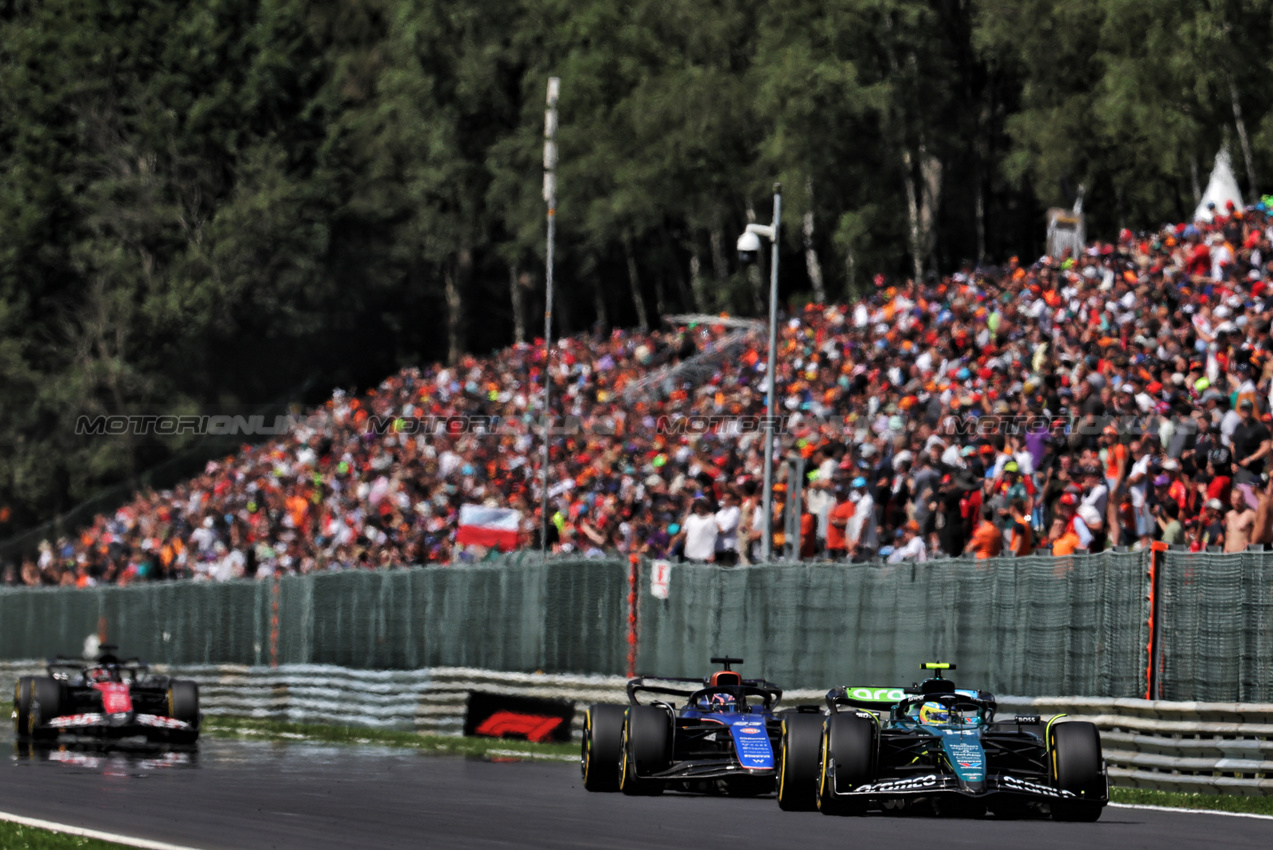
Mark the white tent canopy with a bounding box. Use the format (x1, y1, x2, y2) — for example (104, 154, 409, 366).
(1194, 147, 1244, 222)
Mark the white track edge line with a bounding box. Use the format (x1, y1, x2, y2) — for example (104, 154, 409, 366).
(0, 809, 202, 850)
(1109, 802, 1273, 820)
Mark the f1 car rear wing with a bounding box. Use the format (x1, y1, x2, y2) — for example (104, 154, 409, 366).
(826, 686, 909, 712)
(45, 654, 151, 680)
(627, 675, 783, 708)
(827, 686, 997, 717)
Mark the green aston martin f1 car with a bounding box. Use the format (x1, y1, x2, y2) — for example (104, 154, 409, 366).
(775, 663, 1107, 820)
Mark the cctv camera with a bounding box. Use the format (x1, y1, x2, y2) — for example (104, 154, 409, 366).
(737, 231, 762, 265)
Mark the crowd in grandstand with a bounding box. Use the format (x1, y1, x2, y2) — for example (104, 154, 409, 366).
(9, 199, 1273, 586)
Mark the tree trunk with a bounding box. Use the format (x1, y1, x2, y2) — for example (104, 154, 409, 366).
(624, 238, 650, 331)
(662, 226, 692, 313)
(975, 102, 989, 263)
(901, 148, 923, 282)
(747, 265, 764, 316)
(592, 276, 608, 333)
(1191, 155, 1202, 206)
(803, 176, 826, 304)
(444, 264, 463, 366)
(509, 265, 526, 344)
(745, 200, 764, 313)
(709, 216, 728, 284)
(844, 243, 856, 301)
(689, 252, 708, 312)
(1230, 78, 1258, 197)
(552, 265, 570, 339)
(919, 144, 942, 276)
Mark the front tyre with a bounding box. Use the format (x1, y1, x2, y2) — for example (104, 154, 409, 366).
(777, 714, 824, 811)
(818, 713, 874, 816)
(619, 705, 669, 796)
(1050, 721, 1106, 822)
(164, 680, 200, 745)
(581, 705, 625, 792)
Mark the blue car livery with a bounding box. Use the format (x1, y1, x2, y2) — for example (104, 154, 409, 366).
(581, 656, 817, 796)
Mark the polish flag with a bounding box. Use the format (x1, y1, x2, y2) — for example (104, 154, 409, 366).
(456, 504, 521, 550)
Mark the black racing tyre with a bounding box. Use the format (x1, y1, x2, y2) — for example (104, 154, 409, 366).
(619, 705, 669, 796)
(817, 713, 875, 816)
(166, 680, 199, 723)
(1050, 721, 1105, 822)
(164, 680, 200, 745)
(27, 677, 62, 741)
(777, 714, 824, 811)
(13, 677, 34, 739)
(581, 704, 625, 792)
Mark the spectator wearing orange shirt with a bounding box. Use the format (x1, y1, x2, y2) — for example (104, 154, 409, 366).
(964, 505, 1003, 559)
(1049, 493, 1092, 555)
(1006, 498, 1034, 556)
(825, 486, 855, 561)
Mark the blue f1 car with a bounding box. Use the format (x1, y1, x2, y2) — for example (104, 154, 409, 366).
(775, 663, 1108, 820)
(581, 656, 815, 796)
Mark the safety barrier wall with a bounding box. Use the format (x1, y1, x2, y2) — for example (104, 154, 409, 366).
(0, 559, 630, 676)
(1158, 551, 1273, 703)
(0, 552, 1148, 696)
(3, 661, 1267, 795)
(5, 548, 1269, 700)
(998, 696, 1273, 795)
(634, 552, 1149, 697)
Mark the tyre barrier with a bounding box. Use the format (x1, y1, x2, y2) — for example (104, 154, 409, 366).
(3, 662, 1267, 794)
(0, 660, 821, 739)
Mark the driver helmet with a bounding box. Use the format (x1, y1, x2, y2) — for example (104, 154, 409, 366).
(89, 667, 113, 684)
(699, 692, 736, 710)
(918, 701, 952, 726)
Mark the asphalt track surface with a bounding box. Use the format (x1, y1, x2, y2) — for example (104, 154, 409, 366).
(1, 734, 1268, 850)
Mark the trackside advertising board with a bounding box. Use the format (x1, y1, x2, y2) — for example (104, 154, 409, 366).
(463, 691, 576, 743)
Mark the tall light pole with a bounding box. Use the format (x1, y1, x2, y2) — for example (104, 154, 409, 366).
(540, 77, 560, 561)
(738, 184, 782, 562)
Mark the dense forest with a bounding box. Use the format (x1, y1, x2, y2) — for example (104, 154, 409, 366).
(2, 0, 1273, 534)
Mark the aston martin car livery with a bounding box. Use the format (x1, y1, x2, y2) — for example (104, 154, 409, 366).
(12, 645, 201, 746)
(581, 656, 817, 796)
(775, 663, 1108, 820)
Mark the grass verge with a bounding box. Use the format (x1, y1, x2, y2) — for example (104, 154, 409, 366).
(0, 820, 130, 850)
(203, 715, 578, 760)
(1111, 787, 1273, 816)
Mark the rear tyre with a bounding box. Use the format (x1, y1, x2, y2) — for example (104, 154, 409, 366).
(619, 705, 669, 796)
(581, 705, 625, 792)
(165, 680, 200, 745)
(777, 714, 824, 811)
(13, 677, 34, 740)
(27, 678, 62, 742)
(817, 713, 875, 816)
(1050, 721, 1105, 822)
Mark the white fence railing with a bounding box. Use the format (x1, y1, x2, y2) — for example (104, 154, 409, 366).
(4, 662, 1268, 795)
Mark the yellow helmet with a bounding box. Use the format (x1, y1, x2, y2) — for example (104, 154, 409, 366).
(919, 701, 952, 726)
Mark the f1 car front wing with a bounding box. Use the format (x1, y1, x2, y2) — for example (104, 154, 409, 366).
(43, 713, 194, 732)
(834, 772, 1103, 801)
